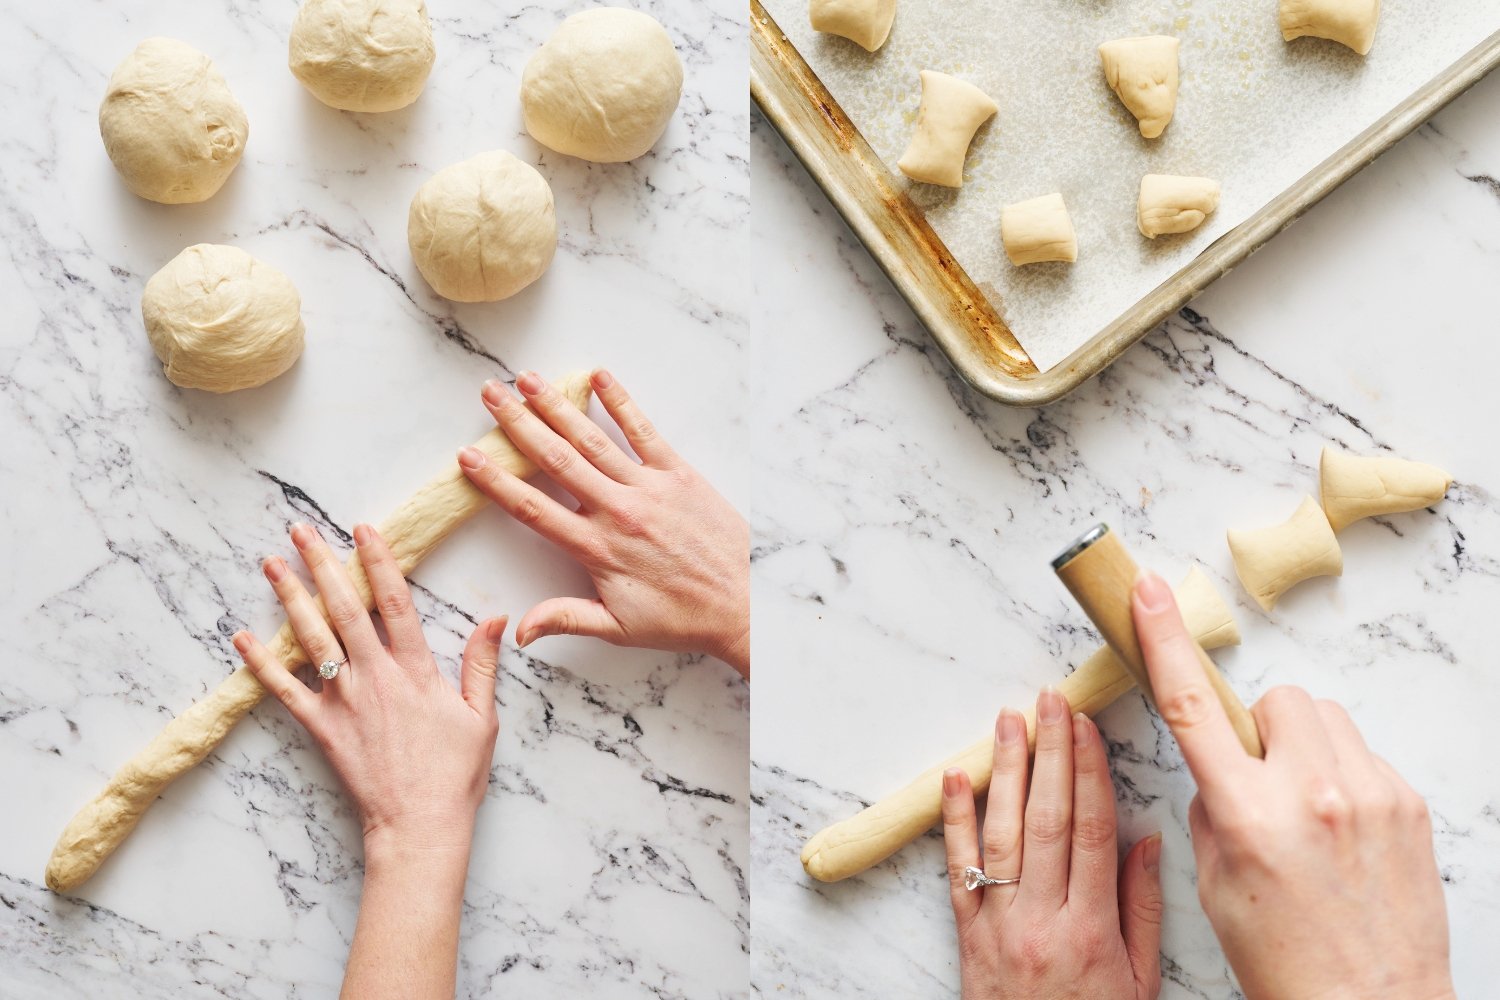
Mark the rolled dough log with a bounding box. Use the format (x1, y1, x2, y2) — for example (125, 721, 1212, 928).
(897, 70, 997, 188)
(1098, 35, 1179, 139)
(1320, 447, 1451, 532)
(45, 373, 592, 893)
(1001, 193, 1077, 266)
(1279, 0, 1379, 55)
(1227, 495, 1342, 613)
(809, 0, 897, 53)
(800, 566, 1238, 883)
(1137, 174, 1220, 239)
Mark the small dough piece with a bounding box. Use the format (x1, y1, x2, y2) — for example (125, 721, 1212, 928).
(1320, 447, 1452, 532)
(1099, 36, 1180, 139)
(99, 38, 248, 204)
(521, 8, 683, 163)
(407, 151, 557, 302)
(1138, 174, 1221, 238)
(1280, 0, 1380, 55)
(1001, 193, 1077, 266)
(896, 71, 997, 188)
(141, 245, 304, 393)
(1228, 496, 1343, 612)
(288, 0, 435, 112)
(809, 0, 897, 52)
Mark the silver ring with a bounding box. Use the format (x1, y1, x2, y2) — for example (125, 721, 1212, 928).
(317, 657, 348, 680)
(964, 865, 1020, 891)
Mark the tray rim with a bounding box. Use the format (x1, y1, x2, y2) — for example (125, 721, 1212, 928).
(751, 4, 1500, 407)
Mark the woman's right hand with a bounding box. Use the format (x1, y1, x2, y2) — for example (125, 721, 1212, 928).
(1131, 571, 1455, 1000)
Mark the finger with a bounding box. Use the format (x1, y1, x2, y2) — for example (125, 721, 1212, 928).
(1118, 833, 1164, 1000)
(1132, 571, 1252, 811)
(1187, 794, 1220, 875)
(980, 708, 1028, 910)
(353, 524, 428, 669)
(291, 523, 384, 663)
(940, 767, 983, 929)
(1067, 713, 1121, 915)
(458, 446, 588, 552)
(590, 368, 681, 468)
(1019, 688, 1074, 911)
(1253, 685, 1338, 770)
(234, 630, 321, 732)
(263, 555, 346, 677)
(1313, 699, 1377, 771)
(516, 596, 626, 648)
(513, 371, 641, 484)
(460, 616, 507, 721)
(481, 379, 617, 508)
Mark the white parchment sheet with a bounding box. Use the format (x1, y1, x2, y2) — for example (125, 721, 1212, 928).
(760, 0, 1500, 371)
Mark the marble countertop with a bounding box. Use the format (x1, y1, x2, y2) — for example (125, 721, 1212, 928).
(0, 1, 747, 997)
(749, 61, 1500, 999)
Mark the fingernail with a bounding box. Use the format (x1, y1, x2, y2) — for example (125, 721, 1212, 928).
(232, 631, 251, 654)
(1073, 712, 1092, 748)
(482, 379, 506, 406)
(997, 709, 1023, 745)
(1038, 686, 1067, 723)
(1134, 570, 1172, 613)
(457, 446, 487, 470)
(290, 523, 316, 548)
(591, 368, 614, 389)
(485, 617, 505, 643)
(262, 556, 286, 583)
(516, 371, 544, 395)
(1143, 832, 1163, 873)
(942, 768, 962, 796)
(353, 523, 373, 546)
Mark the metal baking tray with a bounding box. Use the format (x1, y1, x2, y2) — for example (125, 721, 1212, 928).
(751, 2, 1500, 406)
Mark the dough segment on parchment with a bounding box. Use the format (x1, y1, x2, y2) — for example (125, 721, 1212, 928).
(1280, 0, 1380, 56)
(897, 70, 998, 188)
(809, 0, 897, 53)
(1099, 35, 1180, 139)
(1001, 192, 1078, 266)
(45, 373, 592, 893)
(1137, 174, 1221, 239)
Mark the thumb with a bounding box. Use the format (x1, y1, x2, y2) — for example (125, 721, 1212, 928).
(1119, 833, 1164, 1000)
(460, 616, 507, 719)
(516, 597, 625, 648)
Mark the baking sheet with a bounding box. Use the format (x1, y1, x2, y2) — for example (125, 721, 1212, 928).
(760, 0, 1500, 371)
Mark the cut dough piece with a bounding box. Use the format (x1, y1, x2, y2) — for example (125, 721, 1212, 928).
(1099, 36, 1179, 139)
(809, 0, 897, 52)
(1138, 174, 1221, 238)
(1280, 0, 1379, 55)
(1228, 496, 1343, 612)
(1320, 447, 1452, 532)
(897, 71, 997, 188)
(1001, 193, 1077, 266)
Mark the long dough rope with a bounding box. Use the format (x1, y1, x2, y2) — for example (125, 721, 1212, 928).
(800, 566, 1240, 883)
(46, 373, 592, 893)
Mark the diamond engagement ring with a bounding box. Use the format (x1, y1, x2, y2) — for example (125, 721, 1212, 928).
(317, 657, 348, 680)
(964, 865, 1020, 891)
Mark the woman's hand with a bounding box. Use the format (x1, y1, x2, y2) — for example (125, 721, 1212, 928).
(941, 691, 1163, 1000)
(457, 369, 749, 678)
(1131, 571, 1455, 1000)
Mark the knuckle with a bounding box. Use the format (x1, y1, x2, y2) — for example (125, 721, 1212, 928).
(327, 600, 364, 629)
(1071, 813, 1116, 852)
(628, 417, 657, 443)
(1128, 884, 1164, 927)
(540, 444, 575, 477)
(1157, 685, 1217, 731)
(376, 590, 413, 621)
(552, 608, 577, 635)
(576, 430, 612, 458)
(1024, 804, 1070, 846)
(1261, 684, 1309, 713)
(513, 496, 546, 526)
(1308, 778, 1354, 832)
(1014, 924, 1056, 975)
(609, 504, 649, 537)
(981, 826, 1020, 862)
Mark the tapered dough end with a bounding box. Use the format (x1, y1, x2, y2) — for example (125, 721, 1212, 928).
(1319, 446, 1453, 532)
(1228, 495, 1343, 612)
(1098, 35, 1180, 139)
(809, 0, 898, 52)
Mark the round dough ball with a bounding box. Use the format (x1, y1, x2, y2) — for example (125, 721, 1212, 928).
(521, 8, 683, 163)
(289, 0, 435, 112)
(99, 38, 249, 204)
(142, 245, 305, 393)
(407, 151, 557, 302)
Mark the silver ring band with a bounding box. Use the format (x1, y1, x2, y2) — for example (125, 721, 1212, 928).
(964, 865, 1020, 891)
(317, 656, 348, 680)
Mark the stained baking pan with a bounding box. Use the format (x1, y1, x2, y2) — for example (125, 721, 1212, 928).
(751, 0, 1500, 405)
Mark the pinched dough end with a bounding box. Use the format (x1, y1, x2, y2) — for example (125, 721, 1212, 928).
(809, 0, 898, 53)
(1279, 0, 1380, 55)
(1319, 447, 1452, 532)
(1138, 174, 1221, 239)
(1099, 35, 1180, 139)
(1001, 193, 1077, 266)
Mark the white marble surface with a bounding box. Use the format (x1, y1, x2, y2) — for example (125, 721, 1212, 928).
(749, 61, 1500, 998)
(0, 1, 748, 997)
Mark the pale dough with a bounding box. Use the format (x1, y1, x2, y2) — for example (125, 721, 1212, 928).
(896, 70, 997, 188)
(1137, 174, 1221, 239)
(1099, 35, 1179, 140)
(1227, 495, 1343, 612)
(1320, 447, 1452, 532)
(809, 0, 897, 53)
(142, 245, 304, 393)
(1001, 193, 1077, 266)
(99, 38, 248, 204)
(407, 151, 557, 302)
(802, 566, 1237, 882)
(288, 0, 435, 112)
(1280, 0, 1380, 55)
(521, 8, 683, 163)
(44, 374, 593, 893)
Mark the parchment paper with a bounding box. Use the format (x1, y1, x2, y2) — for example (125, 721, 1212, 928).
(761, 0, 1500, 371)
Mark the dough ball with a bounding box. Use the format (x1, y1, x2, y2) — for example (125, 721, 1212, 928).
(142, 245, 305, 392)
(99, 38, 248, 204)
(289, 0, 435, 112)
(407, 151, 557, 302)
(521, 8, 683, 163)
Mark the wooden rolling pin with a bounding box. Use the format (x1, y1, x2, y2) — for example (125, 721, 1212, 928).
(45, 373, 592, 893)
(1053, 524, 1263, 758)
(799, 566, 1238, 883)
